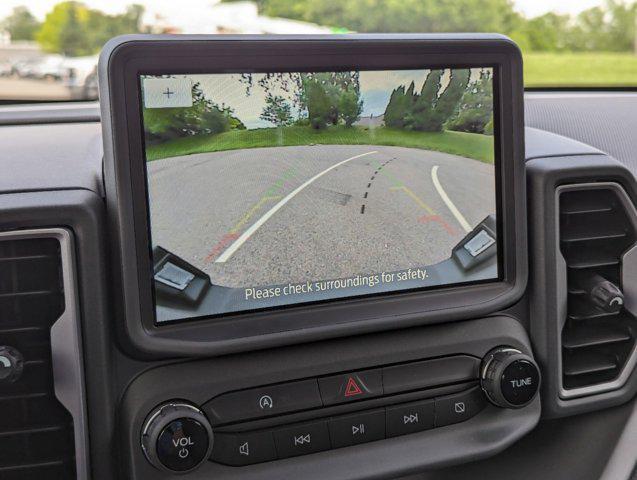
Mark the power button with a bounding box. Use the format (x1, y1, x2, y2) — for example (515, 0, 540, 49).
(156, 417, 210, 471)
(142, 402, 213, 473)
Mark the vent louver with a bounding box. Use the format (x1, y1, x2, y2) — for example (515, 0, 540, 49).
(560, 187, 637, 390)
(0, 237, 75, 479)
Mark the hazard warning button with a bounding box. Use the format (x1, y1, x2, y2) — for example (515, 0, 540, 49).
(318, 370, 383, 406)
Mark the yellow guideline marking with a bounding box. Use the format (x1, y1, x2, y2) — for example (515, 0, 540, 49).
(216, 150, 378, 263)
(231, 195, 282, 233)
(390, 186, 435, 214)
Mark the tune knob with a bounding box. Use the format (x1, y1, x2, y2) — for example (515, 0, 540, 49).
(141, 402, 213, 473)
(480, 347, 540, 409)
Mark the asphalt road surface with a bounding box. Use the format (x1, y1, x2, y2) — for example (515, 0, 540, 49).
(147, 145, 495, 288)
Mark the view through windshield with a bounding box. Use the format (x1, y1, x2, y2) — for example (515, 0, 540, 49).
(0, 0, 636, 102)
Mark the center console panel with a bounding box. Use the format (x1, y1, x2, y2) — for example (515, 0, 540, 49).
(97, 35, 541, 479)
(121, 316, 540, 479)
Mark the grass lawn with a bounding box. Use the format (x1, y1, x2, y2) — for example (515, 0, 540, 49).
(524, 52, 637, 87)
(145, 126, 495, 163)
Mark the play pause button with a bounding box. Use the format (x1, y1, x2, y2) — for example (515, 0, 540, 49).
(386, 399, 434, 437)
(328, 410, 385, 448)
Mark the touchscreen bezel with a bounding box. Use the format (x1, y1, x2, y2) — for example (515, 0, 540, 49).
(100, 34, 527, 357)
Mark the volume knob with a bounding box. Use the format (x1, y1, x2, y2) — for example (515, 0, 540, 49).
(480, 347, 540, 409)
(141, 402, 213, 473)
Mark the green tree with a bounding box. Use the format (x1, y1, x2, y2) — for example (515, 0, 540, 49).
(143, 82, 243, 143)
(37, 2, 88, 56)
(199, 108, 230, 134)
(1, 6, 41, 41)
(510, 0, 636, 53)
(246, 0, 521, 37)
(419, 71, 442, 105)
(304, 78, 332, 129)
(383, 80, 416, 128)
(224, 106, 246, 130)
(384, 69, 471, 132)
(447, 70, 494, 133)
(484, 115, 494, 135)
(407, 71, 442, 128)
(604, 0, 637, 53)
(84, 4, 145, 55)
(36, 2, 145, 56)
(338, 86, 363, 126)
(383, 86, 405, 128)
(260, 94, 294, 126)
(239, 0, 637, 54)
(404, 81, 416, 103)
(407, 70, 470, 131)
(427, 69, 471, 130)
(568, 1, 636, 52)
(523, 13, 571, 51)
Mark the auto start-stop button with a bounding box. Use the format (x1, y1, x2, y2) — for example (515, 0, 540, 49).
(142, 402, 213, 473)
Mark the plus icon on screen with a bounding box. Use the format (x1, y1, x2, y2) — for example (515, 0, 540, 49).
(162, 87, 175, 99)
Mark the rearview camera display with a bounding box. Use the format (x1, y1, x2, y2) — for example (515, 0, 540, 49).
(140, 68, 499, 324)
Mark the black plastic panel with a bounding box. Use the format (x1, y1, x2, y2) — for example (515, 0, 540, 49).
(527, 154, 637, 418)
(0, 190, 114, 480)
(120, 315, 540, 479)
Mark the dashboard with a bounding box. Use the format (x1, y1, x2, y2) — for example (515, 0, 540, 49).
(0, 35, 637, 480)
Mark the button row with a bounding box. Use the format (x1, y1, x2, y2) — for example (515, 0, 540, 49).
(211, 387, 486, 466)
(204, 356, 479, 425)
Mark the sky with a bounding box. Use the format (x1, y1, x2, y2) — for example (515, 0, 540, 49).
(0, 0, 611, 23)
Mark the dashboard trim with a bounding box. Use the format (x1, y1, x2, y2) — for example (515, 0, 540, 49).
(556, 183, 637, 400)
(528, 155, 637, 418)
(0, 228, 90, 480)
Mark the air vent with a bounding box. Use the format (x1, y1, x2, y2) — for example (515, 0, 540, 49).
(0, 237, 76, 479)
(559, 186, 637, 391)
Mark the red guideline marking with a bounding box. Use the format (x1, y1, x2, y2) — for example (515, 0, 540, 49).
(418, 214, 458, 236)
(344, 377, 363, 397)
(204, 233, 240, 264)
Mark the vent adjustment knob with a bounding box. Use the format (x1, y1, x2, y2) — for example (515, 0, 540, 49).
(582, 274, 624, 314)
(480, 347, 540, 409)
(141, 402, 213, 473)
(0, 346, 24, 384)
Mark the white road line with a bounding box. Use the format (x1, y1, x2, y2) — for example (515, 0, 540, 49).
(431, 165, 472, 233)
(215, 150, 378, 263)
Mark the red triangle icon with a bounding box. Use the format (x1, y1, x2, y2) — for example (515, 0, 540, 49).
(344, 377, 363, 397)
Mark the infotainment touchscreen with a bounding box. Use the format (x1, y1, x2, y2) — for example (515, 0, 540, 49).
(140, 68, 500, 323)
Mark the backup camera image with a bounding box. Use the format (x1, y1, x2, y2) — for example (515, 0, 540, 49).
(141, 68, 499, 323)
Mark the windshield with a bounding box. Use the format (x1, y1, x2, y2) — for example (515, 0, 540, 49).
(0, 0, 635, 102)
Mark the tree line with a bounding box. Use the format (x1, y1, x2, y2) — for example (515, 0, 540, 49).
(242, 0, 637, 54)
(249, 72, 363, 129)
(1, 2, 144, 56)
(144, 68, 492, 145)
(301, 73, 363, 128)
(384, 70, 493, 134)
(4, 1, 636, 56)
